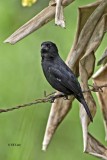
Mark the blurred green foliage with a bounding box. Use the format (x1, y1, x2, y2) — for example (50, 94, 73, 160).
(0, 0, 107, 160)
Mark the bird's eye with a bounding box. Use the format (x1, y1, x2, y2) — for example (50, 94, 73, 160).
(47, 44, 51, 48)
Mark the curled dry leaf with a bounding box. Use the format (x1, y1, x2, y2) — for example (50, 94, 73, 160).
(93, 64, 107, 142)
(55, 0, 65, 28)
(87, 133, 107, 159)
(42, 94, 73, 150)
(79, 9, 107, 154)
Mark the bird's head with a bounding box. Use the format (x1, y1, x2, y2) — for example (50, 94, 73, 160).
(41, 41, 58, 59)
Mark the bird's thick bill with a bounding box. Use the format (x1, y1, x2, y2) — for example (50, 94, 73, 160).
(41, 44, 49, 52)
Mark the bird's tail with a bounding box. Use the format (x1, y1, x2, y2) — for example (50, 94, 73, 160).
(80, 98, 93, 122)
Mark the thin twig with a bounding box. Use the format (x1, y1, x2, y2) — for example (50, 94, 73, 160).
(0, 84, 107, 114)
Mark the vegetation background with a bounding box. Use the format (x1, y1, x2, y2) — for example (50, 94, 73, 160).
(0, 0, 107, 160)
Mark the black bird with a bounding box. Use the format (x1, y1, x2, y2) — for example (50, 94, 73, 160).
(41, 41, 93, 122)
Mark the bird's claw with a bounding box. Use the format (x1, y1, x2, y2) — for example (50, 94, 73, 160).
(63, 95, 69, 100)
(50, 96, 55, 103)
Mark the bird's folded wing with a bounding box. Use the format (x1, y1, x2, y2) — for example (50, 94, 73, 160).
(50, 67, 81, 95)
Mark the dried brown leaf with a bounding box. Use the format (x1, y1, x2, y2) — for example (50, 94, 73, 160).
(79, 3, 107, 157)
(86, 133, 107, 160)
(55, 0, 65, 28)
(93, 64, 107, 141)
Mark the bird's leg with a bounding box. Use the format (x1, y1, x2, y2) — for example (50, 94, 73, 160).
(59, 93, 70, 100)
(49, 93, 64, 103)
(49, 93, 70, 103)
(49, 93, 67, 103)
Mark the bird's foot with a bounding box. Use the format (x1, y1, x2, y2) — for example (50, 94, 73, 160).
(49, 94, 70, 103)
(63, 95, 69, 100)
(50, 96, 55, 103)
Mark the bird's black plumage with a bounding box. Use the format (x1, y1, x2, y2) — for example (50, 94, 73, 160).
(41, 41, 93, 122)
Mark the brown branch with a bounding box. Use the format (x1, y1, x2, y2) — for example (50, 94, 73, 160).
(0, 83, 107, 114)
(4, 0, 74, 44)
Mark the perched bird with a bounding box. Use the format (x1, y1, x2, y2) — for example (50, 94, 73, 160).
(41, 41, 93, 122)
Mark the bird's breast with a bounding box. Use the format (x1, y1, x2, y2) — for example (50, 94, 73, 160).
(42, 60, 51, 78)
